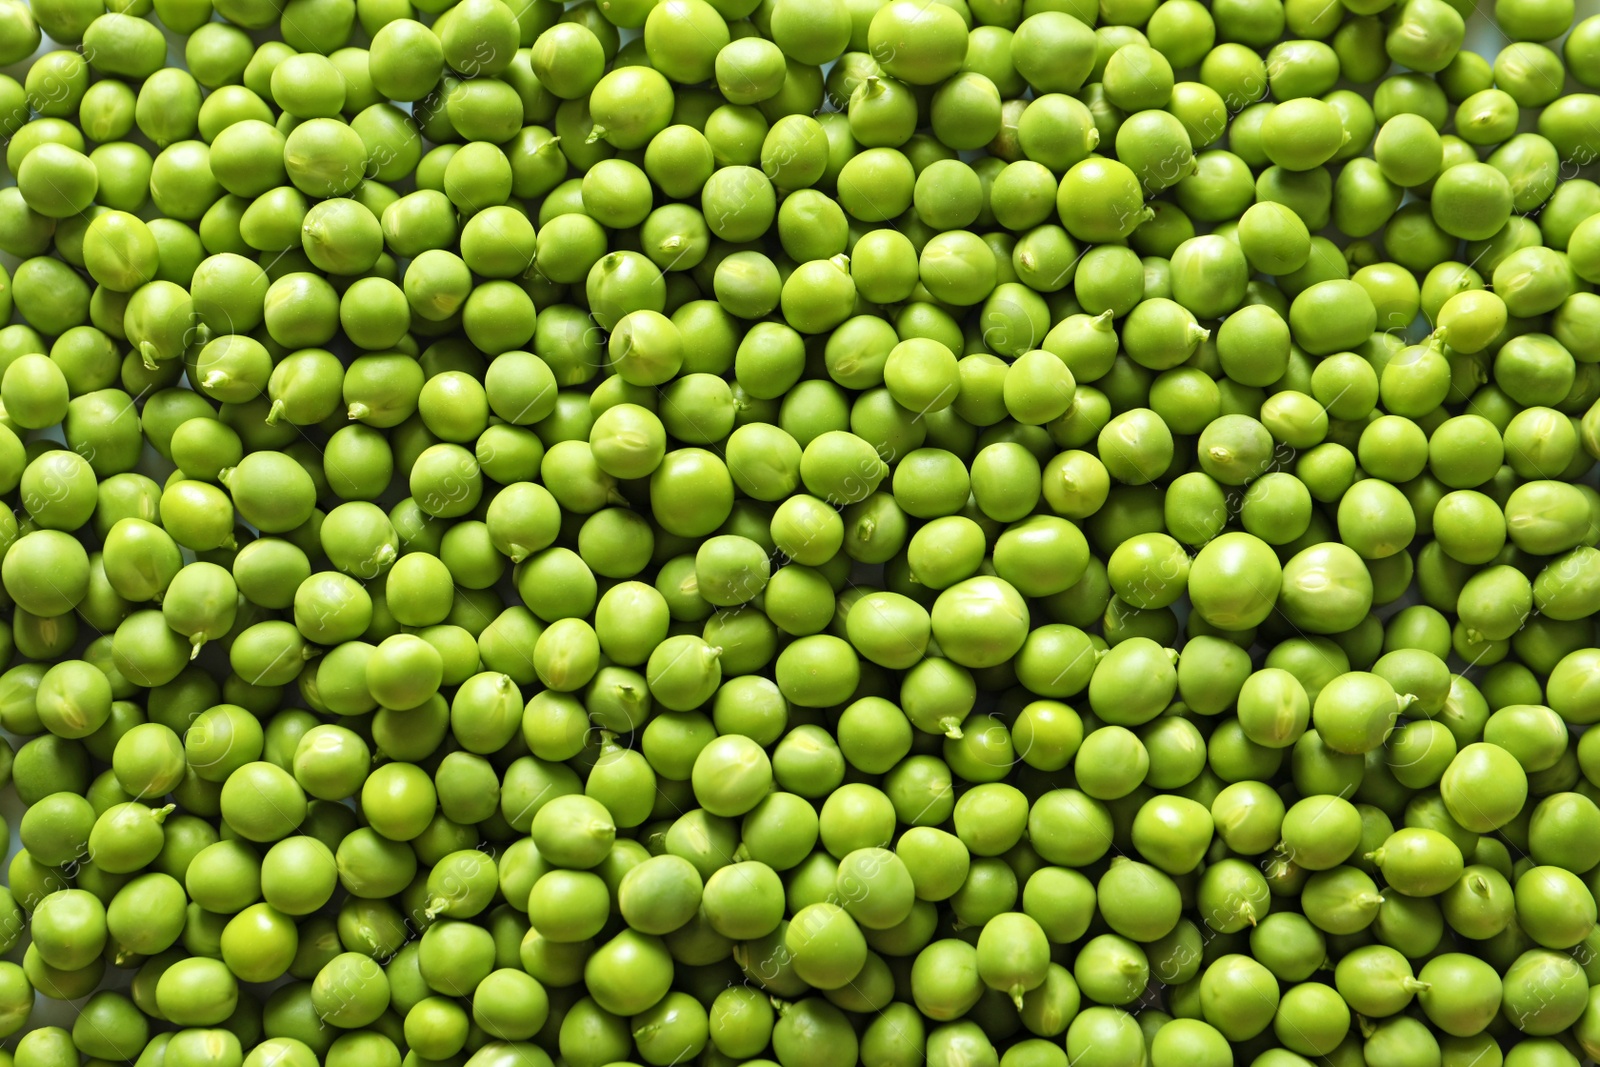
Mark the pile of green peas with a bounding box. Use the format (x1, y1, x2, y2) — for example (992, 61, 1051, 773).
(3, 0, 1600, 1060)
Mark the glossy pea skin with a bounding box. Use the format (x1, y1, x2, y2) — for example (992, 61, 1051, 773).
(3, 4, 1600, 1066)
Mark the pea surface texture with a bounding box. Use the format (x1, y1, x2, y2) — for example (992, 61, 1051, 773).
(2, 0, 1600, 1066)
